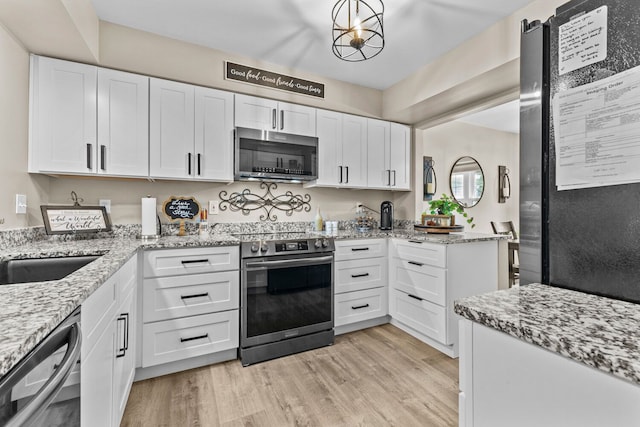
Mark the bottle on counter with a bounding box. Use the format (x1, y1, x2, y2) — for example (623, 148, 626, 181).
(314, 208, 323, 231)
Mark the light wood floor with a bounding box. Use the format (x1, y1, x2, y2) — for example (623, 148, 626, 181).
(121, 324, 459, 427)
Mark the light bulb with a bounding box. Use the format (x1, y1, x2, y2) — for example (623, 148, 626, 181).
(354, 16, 362, 38)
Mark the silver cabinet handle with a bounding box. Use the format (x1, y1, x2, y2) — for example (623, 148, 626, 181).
(272, 109, 277, 129)
(393, 170, 397, 186)
(387, 169, 391, 186)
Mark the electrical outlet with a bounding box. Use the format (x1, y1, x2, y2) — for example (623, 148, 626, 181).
(99, 199, 111, 214)
(209, 200, 220, 215)
(15, 194, 27, 214)
(355, 201, 363, 214)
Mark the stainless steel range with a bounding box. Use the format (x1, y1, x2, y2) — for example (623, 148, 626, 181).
(238, 233, 335, 366)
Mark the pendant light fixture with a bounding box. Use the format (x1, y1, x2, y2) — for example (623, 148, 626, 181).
(332, 0, 384, 61)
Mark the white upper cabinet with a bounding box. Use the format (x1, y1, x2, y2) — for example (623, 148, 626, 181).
(97, 68, 149, 177)
(29, 56, 97, 174)
(234, 94, 316, 136)
(150, 78, 234, 182)
(367, 119, 411, 191)
(194, 86, 234, 181)
(314, 110, 367, 188)
(29, 56, 150, 177)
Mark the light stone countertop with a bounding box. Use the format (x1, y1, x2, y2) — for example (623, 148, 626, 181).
(0, 228, 503, 378)
(454, 283, 640, 386)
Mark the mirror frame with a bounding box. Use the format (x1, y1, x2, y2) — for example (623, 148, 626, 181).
(449, 156, 485, 208)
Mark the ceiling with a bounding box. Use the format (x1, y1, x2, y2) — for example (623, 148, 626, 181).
(90, 0, 534, 91)
(457, 100, 520, 134)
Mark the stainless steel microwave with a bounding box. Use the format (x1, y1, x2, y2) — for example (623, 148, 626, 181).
(234, 127, 318, 182)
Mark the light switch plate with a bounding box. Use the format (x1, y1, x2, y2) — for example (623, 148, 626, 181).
(15, 194, 27, 214)
(209, 200, 219, 215)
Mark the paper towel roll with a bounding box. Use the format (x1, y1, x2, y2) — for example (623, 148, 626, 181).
(141, 197, 157, 236)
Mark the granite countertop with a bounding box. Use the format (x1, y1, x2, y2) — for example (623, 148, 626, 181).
(0, 228, 502, 378)
(0, 233, 238, 378)
(454, 283, 640, 386)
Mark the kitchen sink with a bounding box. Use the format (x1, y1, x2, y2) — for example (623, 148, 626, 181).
(0, 255, 101, 285)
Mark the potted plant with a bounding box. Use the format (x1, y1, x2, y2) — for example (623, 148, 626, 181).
(426, 194, 475, 228)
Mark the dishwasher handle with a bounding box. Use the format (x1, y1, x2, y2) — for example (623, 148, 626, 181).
(1, 316, 81, 427)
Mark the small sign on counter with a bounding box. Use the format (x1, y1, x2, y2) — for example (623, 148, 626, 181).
(162, 196, 201, 236)
(40, 206, 112, 235)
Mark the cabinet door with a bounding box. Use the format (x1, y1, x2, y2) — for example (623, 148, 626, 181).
(366, 118, 391, 188)
(81, 316, 115, 427)
(97, 68, 149, 177)
(194, 87, 234, 181)
(30, 56, 97, 174)
(341, 114, 368, 187)
(315, 109, 342, 186)
(149, 78, 195, 179)
(389, 123, 411, 190)
(278, 101, 316, 136)
(113, 289, 136, 426)
(234, 94, 278, 130)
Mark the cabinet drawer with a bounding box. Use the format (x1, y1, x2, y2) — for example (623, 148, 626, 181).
(141, 310, 239, 367)
(335, 258, 386, 293)
(143, 247, 239, 277)
(143, 271, 239, 323)
(390, 289, 447, 344)
(335, 287, 388, 327)
(391, 260, 446, 306)
(392, 239, 446, 268)
(334, 239, 386, 261)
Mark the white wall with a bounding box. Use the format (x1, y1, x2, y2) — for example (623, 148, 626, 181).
(415, 121, 519, 235)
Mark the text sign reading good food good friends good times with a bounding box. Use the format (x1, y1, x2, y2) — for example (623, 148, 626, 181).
(225, 62, 325, 98)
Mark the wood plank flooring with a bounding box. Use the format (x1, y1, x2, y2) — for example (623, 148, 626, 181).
(121, 324, 459, 427)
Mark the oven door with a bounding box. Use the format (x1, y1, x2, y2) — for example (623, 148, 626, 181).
(241, 253, 334, 348)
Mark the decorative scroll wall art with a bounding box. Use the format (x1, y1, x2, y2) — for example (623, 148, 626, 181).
(219, 182, 312, 221)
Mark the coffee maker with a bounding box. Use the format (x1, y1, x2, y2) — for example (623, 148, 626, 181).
(380, 201, 393, 230)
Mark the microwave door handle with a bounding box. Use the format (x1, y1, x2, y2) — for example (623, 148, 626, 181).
(5, 322, 81, 427)
(245, 255, 334, 270)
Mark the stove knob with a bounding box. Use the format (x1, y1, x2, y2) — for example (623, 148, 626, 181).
(314, 239, 322, 249)
(260, 242, 268, 252)
(322, 239, 329, 248)
(250, 243, 259, 253)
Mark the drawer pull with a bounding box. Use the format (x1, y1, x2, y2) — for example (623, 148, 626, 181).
(351, 247, 370, 252)
(408, 261, 424, 267)
(180, 292, 209, 300)
(181, 259, 210, 266)
(351, 303, 370, 310)
(351, 273, 370, 278)
(180, 333, 209, 343)
(408, 294, 423, 301)
(408, 240, 423, 244)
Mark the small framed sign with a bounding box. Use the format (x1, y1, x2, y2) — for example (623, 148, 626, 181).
(40, 205, 112, 235)
(162, 196, 201, 221)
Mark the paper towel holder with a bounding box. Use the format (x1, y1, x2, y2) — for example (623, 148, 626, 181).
(139, 195, 161, 240)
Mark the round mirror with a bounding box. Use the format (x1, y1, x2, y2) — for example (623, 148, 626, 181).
(449, 156, 484, 208)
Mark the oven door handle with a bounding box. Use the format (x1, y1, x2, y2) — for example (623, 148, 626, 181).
(245, 255, 334, 270)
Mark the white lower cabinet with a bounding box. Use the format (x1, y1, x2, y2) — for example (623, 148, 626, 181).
(140, 246, 240, 374)
(334, 239, 388, 333)
(81, 256, 137, 427)
(389, 238, 498, 357)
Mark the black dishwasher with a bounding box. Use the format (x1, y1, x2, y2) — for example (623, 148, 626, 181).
(0, 307, 81, 427)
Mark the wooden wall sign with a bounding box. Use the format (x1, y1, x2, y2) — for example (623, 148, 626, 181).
(225, 62, 325, 98)
(40, 205, 111, 235)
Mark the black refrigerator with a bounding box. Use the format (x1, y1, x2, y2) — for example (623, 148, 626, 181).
(520, 0, 640, 303)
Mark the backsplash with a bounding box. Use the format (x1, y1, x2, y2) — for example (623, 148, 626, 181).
(0, 219, 416, 250)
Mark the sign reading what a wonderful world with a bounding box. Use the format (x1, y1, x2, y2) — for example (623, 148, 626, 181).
(40, 206, 112, 235)
(225, 62, 325, 98)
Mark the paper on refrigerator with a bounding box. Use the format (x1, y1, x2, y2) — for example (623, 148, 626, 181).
(553, 64, 640, 190)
